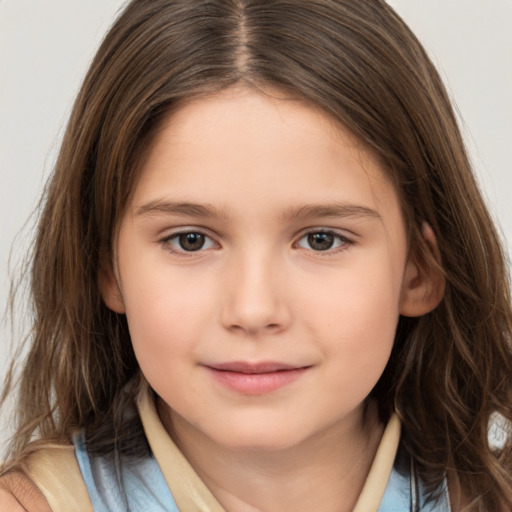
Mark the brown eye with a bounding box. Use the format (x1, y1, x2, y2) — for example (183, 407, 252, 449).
(307, 232, 334, 251)
(164, 231, 216, 253)
(296, 230, 350, 252)
(178, 233, 205, 251)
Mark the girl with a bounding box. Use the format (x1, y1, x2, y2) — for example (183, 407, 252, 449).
(1, 0, 511, 510)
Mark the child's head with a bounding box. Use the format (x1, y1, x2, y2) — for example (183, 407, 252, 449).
(7, 0, 512, 507)
(99, 85, 443, 454)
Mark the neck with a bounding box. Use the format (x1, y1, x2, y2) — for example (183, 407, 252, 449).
(159, 400, 384, 512)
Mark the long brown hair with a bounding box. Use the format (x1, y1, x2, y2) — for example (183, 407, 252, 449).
(2, 0, 511, 509)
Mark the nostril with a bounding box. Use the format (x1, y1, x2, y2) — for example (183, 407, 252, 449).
(220, 287, 292, 335)
(226, 322, 283, 336)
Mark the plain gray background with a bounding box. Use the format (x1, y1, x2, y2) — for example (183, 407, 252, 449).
(1, 0, 511, 452)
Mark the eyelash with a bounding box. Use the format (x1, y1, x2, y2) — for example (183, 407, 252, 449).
(160, 230, 218, 257)
(295, 229, 353, 255)
(159, 228, 354, 256)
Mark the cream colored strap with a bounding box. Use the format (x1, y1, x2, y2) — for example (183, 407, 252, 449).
(21, 444, 93, 512)
(138, 388, 226, 512)
(353, 413, 401, 512)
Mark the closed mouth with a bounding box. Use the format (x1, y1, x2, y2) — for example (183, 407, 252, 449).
(204, 362, 311, 395)
(207, 361, 309, 374)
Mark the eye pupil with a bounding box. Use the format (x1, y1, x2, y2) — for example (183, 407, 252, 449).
(308, 232, 334, 251)
(179, 233, 205, 251)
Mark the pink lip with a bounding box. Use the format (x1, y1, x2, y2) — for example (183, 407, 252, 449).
(205, 361, 310, 395)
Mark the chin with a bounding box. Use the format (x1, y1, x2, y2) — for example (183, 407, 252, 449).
(208, 418, 318, 453)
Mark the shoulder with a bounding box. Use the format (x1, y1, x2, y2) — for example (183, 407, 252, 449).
(1, 442, 93, 512)
(0, 471, 52, 512)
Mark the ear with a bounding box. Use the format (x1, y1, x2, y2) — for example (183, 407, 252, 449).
(400, 222, 445, 318)
(98, 252, 126, 314)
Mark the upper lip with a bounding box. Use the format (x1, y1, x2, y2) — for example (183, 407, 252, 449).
(207, 361, 308, 374)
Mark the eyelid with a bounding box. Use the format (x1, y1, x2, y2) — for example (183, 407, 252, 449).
(159, 227, 220, 255)
(293, 228, 355, 254)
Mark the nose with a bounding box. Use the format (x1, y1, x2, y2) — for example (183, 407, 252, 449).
(220, 250, 291, 336)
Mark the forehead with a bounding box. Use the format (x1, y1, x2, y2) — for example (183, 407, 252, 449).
(129, 87, 400, 224)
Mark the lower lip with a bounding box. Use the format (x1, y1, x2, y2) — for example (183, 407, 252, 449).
(206, 367, 308, 395)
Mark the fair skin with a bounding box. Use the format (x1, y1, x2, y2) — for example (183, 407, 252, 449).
(101, 87, 439, 512)
(0, 473, 51, 512)
(0, 87, 441, 511)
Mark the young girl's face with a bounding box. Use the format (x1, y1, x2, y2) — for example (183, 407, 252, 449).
(103, 87, 419, 451)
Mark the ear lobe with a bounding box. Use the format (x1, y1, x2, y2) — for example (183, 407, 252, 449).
(98, 254, 126, 314)
(400, 222, 445, 318)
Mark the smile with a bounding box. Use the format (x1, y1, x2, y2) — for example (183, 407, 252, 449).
(205, 361, 311, 395)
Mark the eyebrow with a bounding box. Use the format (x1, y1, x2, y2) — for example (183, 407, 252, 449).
(136, 200, 227, 219)
(135, 200, 381, 221)
(282, 203, 381, 221)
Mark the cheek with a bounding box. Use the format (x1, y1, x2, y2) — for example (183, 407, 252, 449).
(303, 249, 403, 334)
(300, 256, 402, 396)
(120, 263, 217, 378)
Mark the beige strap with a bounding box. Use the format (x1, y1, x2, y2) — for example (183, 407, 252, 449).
(138, 387, 226, 512)
(353, 413, 401, 512)
(21, 444, 93, 512)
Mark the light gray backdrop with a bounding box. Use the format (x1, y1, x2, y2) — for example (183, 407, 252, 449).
(1, 0, 511, 452)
